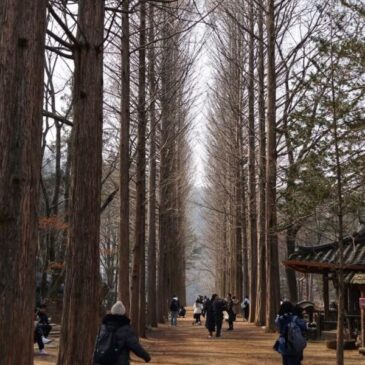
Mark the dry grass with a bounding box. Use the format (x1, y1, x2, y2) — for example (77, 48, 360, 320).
(34, 309, 362, 365)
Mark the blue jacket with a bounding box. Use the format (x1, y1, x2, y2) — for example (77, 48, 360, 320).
(275, 313, 306, 356)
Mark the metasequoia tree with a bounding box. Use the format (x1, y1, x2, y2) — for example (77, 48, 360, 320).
(119, 0, 131, 313)
(265, 0, 280, 331)
(247, 0, 258, 322)
(255, 0, 267, 326)
(205, 0, 247, 298)
(131, 0, 147, 337)
(0, 1, 48, 363)
(57, 1, 104, 364)
(157, 2, 195, 320)
(147, 1, 158, 328)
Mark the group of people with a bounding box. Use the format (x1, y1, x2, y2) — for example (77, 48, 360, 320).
(33, 295, 305, 365)
(190, 294, 250, 334)
(169, 293, 307, 365)
(203, 293, 243, 337)
(34, 304, 53, 355)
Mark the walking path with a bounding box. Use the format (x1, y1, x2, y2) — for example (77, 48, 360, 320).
(35, 310, 360, 365)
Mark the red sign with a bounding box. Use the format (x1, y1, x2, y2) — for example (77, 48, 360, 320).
(360, 298, 365, 309)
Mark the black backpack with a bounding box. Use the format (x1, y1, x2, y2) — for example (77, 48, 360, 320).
(93, 327, 121, 365)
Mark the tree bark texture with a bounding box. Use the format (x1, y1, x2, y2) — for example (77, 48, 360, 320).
(131, 0, 147, 337)
(265, 0, 280, 332)
(248, 0, 258, 322)
(57, 1, 104, 364)
(0, 1, 47, 363)
(255, 0, 267, 327)
(118, 0, 131, 314)
(147, 2, 158, 328)
(285, 225, 299, 302)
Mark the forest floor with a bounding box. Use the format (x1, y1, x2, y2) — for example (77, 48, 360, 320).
(34, 308, 361, 365)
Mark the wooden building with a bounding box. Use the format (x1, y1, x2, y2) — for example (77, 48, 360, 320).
(283, 228, 365, 354)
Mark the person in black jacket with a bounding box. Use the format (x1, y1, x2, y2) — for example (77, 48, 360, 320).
(225, 293, 235, 330)
(95, 301, 151, 365)
(37, 304, 52, 339)
(204, 294, 217, 338)
(213, 295, 226, 338)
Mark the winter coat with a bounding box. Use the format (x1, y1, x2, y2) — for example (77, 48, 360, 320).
(170, 299, 180, 312)
(275, 313, 306, 358)
(213, 299, 226, 320)
(37, 311, 50, 325)
(96, 314, 150, 365)
(232, 299, 240, 315)
(193, 302, 203, 314)
(204, 299, 215, 332)
(225, 299, 235, 321)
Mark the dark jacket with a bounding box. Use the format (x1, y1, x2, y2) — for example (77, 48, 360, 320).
(37, 311, 50, 325)
(204, 299, 215, 331)
(96, 314, 150, 365)
(213, 299, 226, 320)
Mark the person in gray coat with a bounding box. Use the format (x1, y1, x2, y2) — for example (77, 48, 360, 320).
(95, 301, 151, 365)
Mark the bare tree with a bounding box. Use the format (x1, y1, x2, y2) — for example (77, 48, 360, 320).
(57, 1, 105, 364)
(119, 0, 131, 314)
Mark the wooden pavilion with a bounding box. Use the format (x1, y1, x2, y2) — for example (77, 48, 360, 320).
(283, 228, 365, 354)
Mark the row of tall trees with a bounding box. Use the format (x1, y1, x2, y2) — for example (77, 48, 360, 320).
(1, 0, 199, 363)
(203, 0, 365, 344)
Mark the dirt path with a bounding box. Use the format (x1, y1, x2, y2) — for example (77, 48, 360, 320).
(35, 310, 361, 365)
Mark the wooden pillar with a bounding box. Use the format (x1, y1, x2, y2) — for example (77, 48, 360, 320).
(323, 273, 330, 320)
(360, 287, 365, 354)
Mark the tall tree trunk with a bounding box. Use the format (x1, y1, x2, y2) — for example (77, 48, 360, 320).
(248, 0, 258, 322)
(147, 2, 158, 328)
(158, 18, 173, 322)
(265, 0, 280, 332)
(285, 225, 299, 302)
(332, 36, 344, 365)
(240, 138, 249, 298)
(119, 0, 130, 313)
(0, 1, 47, 363)
(57, 2, 104, 364)
(255, 0, 267, 326)
(131, 0, 147, 337)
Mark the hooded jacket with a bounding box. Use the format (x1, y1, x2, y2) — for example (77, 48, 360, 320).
(95, 314, 150, 365)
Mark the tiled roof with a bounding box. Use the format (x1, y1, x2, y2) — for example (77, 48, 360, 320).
(283, 228, 365, 275)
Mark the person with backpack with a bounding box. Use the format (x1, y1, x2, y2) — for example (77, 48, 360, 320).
(93, 301, 151, 365)
(169, 296, 180, 326)
(274, 301, 307, 365)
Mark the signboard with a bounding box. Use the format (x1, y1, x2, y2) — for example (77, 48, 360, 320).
(360, 298, 365, 309)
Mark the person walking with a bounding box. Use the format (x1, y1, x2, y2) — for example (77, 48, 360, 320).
(169, 296, 180, 326)
(241, 296, 250, 321)
(274, 301, 307, 365)
(204, 294, 216, 338)
(232, 296, 240, 320)
(225, 293, 235, 330)
(193, 298, 203, 325)
(94, 301, 151, 365)
(37, 304, 52, 340)
(213, 295, 226, 338)
(34, 312, 48, 355)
